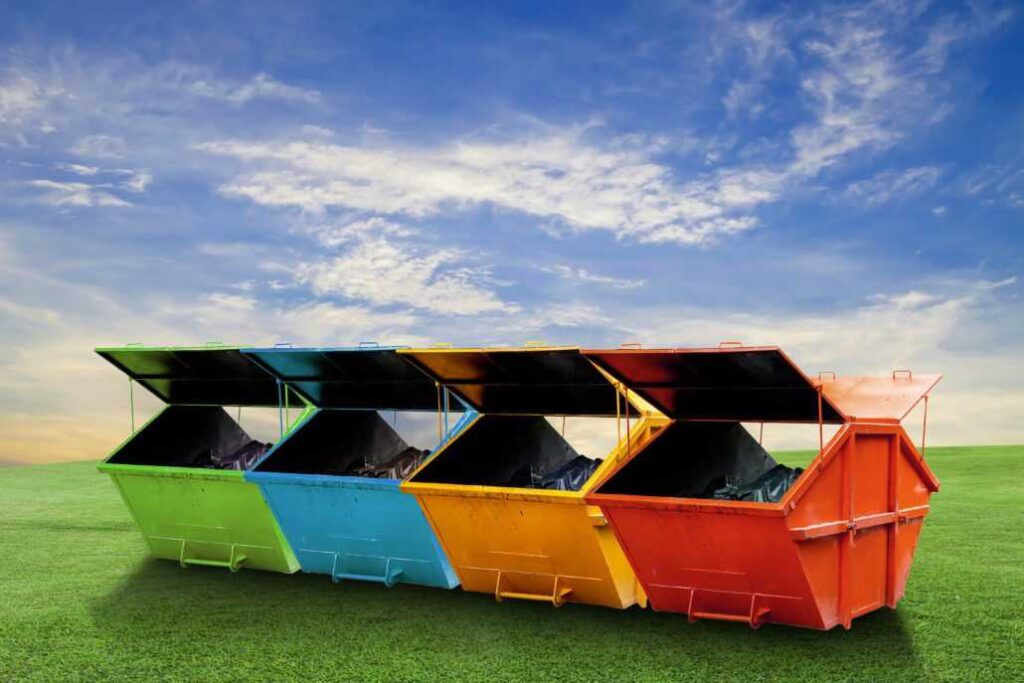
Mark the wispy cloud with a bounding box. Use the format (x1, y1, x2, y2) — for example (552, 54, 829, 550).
(196, 127, 766, 246)
(296, 235, 516, 315)
(71, 134, 127, 159)
(53, 162, 101, 176)
(845, 166, 941, 205)
(541, 263, 646, 290)
(189, 73, 321, 105)
(0, 70, 61, 126)
(24, 180, 131, 207)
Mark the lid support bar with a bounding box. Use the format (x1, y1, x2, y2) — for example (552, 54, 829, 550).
(128, 377, 135, 434)
(615, 384, 622, 445)
(435, 382, 443, 441)
(276, 378, 284, 439)
(817, 386, 824, 452)
(921, 394, 929, 457)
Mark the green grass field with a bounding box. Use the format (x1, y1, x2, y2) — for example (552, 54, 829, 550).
(1, 446, 1021, 682)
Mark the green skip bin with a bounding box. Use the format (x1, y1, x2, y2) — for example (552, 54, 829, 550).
(96, 345, 306, 573)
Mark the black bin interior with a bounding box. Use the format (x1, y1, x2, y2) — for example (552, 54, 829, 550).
(107, 405, 259, 468)
(595, 421, 781, 498)
(253, 410, 430, 477)
(410, 414, 597, 489)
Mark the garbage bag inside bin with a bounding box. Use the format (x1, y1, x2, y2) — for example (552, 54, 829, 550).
(107, 405, 269, 470)
(707, 463, 804, 503)
(253, 409, 425, 477)
(595, 421, 784, 499)
(410, 415, 591, 489)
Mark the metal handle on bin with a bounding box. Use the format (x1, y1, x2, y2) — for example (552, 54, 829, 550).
(331, 555, 403, 587)
(178, 541, 247, 573)
(619, 342, 643, 349)
(718, 340, 744, 348)
(358, 341, 380, 348)
(893, 369, 913, 380)
(686, 590, 771, 629)
(523, 340, 549, 348)
(494, 572, 572, 607)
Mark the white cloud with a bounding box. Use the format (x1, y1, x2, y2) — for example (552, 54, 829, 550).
(197, 129, 762, 246)
(0, 71, 60, 125)
(190, 73, 321, 105)
(53, 162, 101, 176)
(722, 81, 763, 120)
(71, 134, 127, 159)
(121, 169, 152, 192)
(296, 235, 515, 315)
(542, 264, 646, 290)
(845, 166, 941, 205)
(25, 180, 131, 208)
(305, 217, 417, 248)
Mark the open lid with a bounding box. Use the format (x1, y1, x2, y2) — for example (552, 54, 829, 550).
(241, 346, 439, 410)
(583, 346, 845, 423)
(818, 372, 941, 422)
(398, 347, 627, 416)
(96, 345, 301, 407)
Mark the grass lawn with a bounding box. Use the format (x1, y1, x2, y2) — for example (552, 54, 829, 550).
(1, 446, 1021, 682)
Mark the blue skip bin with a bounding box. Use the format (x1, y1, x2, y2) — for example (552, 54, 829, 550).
(243, 346, 472, 589)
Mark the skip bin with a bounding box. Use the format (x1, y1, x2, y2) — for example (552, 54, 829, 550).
(400, 347, 659, 609)
(584, 345, 941, 630)
(96, 345, 303, 573)
(241, 346, 472, 588)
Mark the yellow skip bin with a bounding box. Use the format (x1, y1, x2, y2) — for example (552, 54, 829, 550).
(400, 346, 665, 609)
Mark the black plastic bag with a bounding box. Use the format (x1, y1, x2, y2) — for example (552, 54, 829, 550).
(211, 440, 271, 471)
(709, 464, 804, 504)
(532, 455, 603, 492)
(348, 447, 430, 480)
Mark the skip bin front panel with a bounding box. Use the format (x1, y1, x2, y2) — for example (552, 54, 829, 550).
(413, 491, 641, 608)
(252, 475, 458, 588)
(600, 504, 821, 628)
(103, 466, 298, 573)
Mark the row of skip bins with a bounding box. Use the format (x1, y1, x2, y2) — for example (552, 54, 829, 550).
(96, 343, 941, 630)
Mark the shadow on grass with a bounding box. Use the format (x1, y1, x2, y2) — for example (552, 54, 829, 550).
(91, 560, 924, 680)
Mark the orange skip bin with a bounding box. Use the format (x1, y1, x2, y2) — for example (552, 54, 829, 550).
(583, 345, 940, 630)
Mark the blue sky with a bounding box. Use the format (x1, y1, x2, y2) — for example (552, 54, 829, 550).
(1, 0, 1022, 462)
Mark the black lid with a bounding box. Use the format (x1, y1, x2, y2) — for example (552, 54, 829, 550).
(242, 347, 440, 410)
(96, 346, 301, 407)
